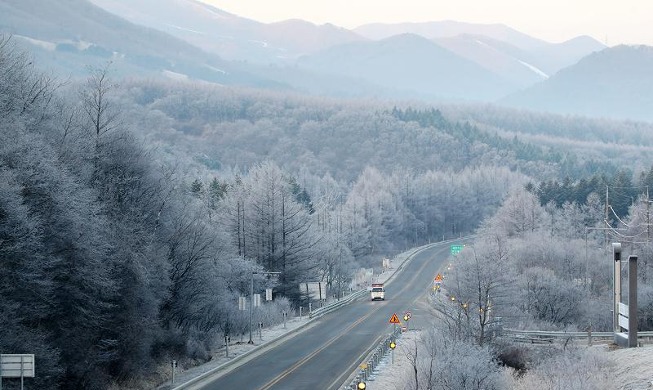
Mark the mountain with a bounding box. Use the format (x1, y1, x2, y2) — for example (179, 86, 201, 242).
(0, 0, 625, 114)
(433, 34, 548, 89)
(433, 34, 606, 89)
(500, 45, 653, 121)
(355, 21, 606, 77)
(0, 0, 277, 87)
(88, 0, 365, 64)
(297, 33, 516, 101)
(264, 19, 366, 57)
(354, 21, 548, 50)
(528, 35, 607, 75)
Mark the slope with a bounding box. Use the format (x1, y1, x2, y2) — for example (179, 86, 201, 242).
(0, 0, 274, 86)
(297, 33, 516, 101)
(501, 45, 653, 122)
(434, 34, 548, 89)
(356, 21, 605, 78)
(89, 0, 364, 64)
(354, 21, 548, 50)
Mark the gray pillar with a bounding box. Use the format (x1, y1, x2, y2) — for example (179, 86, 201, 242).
(249, 272, 254, 344)
(628, 255, 638, 347)
(613, 243, 622, 333)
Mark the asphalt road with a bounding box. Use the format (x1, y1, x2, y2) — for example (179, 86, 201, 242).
(193, 243, 452, 390)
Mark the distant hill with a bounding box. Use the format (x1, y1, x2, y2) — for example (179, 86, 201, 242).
(89, 0, 365, 64)
(3, 0, 636, 120)
(354, 21, 548, 50)
(264, 19, 366, 58)
(0, 0, 276, 86)
(433, 34, 548, 89)
(501, 45, 653, 122)
(529, 35, 608, 75)
(355, 21, 605, 77)
(297, 33, 515, 101)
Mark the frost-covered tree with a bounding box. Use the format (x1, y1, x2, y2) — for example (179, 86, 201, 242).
(440, 236, 516, 346)
(484, 187, 546, 238)
(219, 162, 321, 304)
(404, 327, 507, 390)
(510, 347, 616, 390)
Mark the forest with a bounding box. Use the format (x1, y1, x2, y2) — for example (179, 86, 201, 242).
(2, 35, 653, 389)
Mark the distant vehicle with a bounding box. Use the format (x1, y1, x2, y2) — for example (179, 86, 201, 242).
(371, 283, 385, 301)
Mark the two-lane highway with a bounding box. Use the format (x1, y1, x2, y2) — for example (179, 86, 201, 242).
(190, 242, 452, 390)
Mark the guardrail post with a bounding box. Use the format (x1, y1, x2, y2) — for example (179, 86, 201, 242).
(587, 325, 592, 346)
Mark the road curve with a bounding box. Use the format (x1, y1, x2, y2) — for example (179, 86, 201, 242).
(190, 243, 451, 390)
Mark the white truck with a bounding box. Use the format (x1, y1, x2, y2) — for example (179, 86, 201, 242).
(371, 283, 385, 301)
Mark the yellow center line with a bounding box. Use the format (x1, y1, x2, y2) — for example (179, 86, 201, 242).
(259, 306, 381, 390)
(260, 246, 443, 390)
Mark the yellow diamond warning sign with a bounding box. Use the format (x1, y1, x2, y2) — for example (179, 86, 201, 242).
(389, 313, 401, 324)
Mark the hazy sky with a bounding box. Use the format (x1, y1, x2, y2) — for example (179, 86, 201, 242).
(203, 0, 653, 46)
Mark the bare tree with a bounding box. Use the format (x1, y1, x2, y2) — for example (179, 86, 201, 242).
(80, 62, 121, 145)
(407, 327, 506, 390)
(439, 235, 516, 346)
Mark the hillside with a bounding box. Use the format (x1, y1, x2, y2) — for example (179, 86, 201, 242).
(114, 77, 653, 186)
(501, 45, 653, 122)
(529, 35, 607, 75)
(1, 0, 620, 115)
(354, 21, 548, 50)
(4, 21, 653, 388)
(0, 0, 275, 86)
(296, 33, 515, 101)
(89, 0, 365, 63)
(433, 34, 548, 88)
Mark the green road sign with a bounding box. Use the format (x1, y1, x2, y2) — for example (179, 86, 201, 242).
(450, 244, 464, 256)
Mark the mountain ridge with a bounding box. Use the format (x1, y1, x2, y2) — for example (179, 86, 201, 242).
(297, 33, 516, 101)
(501, 44, 653, 122)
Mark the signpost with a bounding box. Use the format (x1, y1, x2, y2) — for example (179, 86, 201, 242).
(1, 354, 35, 390)
(403, 311, 411, 330)
(450, 244, 464, 256)
(433, 273, 443, 292)
(249, 271, 281, 344)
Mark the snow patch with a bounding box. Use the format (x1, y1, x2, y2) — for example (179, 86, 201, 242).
(162, 70, 189, 81)
(248, 39, 269, 48)
(201, 6, 228, 19)
(518, 60, 549, 79)
(473, 39, 549, 79)
(74, 40, 94, 50)
(475, 39, 493, 49)
(14, 35, 56, 51)
(165, 23, 205, 35)
(205, 65, 227, 75)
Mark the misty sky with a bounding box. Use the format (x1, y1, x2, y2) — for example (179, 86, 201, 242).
(203, 0, 652, 46)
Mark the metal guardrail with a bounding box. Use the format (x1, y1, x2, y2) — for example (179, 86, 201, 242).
(173, 239, 461, 390)
(502, 329, 653, 344)
(309, 289, 367, 319)
(171, 288, 368, 389)
(338, 238, 472, 389)
(344, 327, 402, 390)
(310, 243, 438, 320)
(310, 241, 448, 320)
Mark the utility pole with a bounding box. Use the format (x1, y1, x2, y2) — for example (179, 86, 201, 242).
(605, 185, 610, 248)
(646, 186, 651, 242)
(249, 270, 281, 344)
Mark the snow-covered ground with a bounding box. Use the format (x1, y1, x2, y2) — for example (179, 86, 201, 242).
(157, 315, 312, 389)
(365, 334, 653, 390)
(605, 344, 653, 389)
(360, 329, 420, 390)
(158, 246, 423, 389)
(159, 245, 653, 390)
